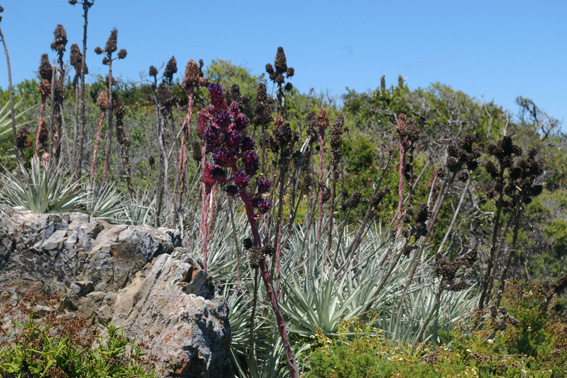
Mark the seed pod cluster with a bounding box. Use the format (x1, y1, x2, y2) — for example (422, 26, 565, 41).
(252, 83, 273, 127)
(446, 134, 481, 173)
(266, 47, 294, 91)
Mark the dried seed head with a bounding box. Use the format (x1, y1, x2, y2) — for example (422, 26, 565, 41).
(102, 57, 109, 65)
(148, 155, 155, 167)
(183, 59, 201, 90)
(117, 49, 127, 59)
(51, 24, 68, 54)
(68, 0, 77, 4)
(286, 67, 295, 77)
(249, 246, 263, 268)
(70, 44, 82, 70)
(157, 83, 176, 108)
(192, 141, 202, 162)
(149, 65, 158, 78)
(262, 245, 275, 256)
(316, 108, 329, 135)
(330, 115, 344, 171)
(94, 46, 103, 55)
(275, 47, 287, 73)
(113, 97, 125, 117)
(105, 28, 118, 53)
(344, 190, 362, 210)
(265, 63, 274, 75)
(253, 83, 272, 126)
(163, 56, 177, 82)
(38, 79, 52, 98)
(16, 126, 28, 148)
(97, 91, 110, 111)
(38, 120, 48, 145)
(39, 54, 52, 81)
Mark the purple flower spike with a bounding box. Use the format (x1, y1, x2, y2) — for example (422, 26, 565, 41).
(208, 83, 227, 111)
(257, 179, 271, 194)
(229, 101, 241, 118)
(257, 198, 272, 214)
(225, 131, 243, 150)
(214, 109, 231, 131)
(210, 166, 227, 182)
(225, 185, 239, 197)
(234, 113, 249, 131)
(233, 170, 250, 189)
(213, 148, 232, 167)
(242, 150, 259, 176)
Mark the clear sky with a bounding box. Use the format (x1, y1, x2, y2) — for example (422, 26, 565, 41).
(0, 0, 565, 128)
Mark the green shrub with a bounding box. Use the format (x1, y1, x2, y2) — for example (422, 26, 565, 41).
(0, 318, 157, 378)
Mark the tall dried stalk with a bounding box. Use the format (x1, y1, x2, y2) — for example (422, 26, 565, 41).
(0, 11, 21, 164)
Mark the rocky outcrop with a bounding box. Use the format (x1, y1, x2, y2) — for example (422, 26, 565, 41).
(0, 205, 232, 378)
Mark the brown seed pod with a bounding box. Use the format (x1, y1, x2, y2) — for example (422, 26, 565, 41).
(39, 54, 52, 81)
(249, 246, 263, 268)
(117, 49, 127, 59)
(97, 91, 110, 111)
(105, 28, 118, 53)
(38, 79, 52, 98)
(149, 65, 158, 78)
(192, 141, 202, 162)
(38, 120, 49, 145)
(50, 24, 68, 54)
(163, 56, 177, 82)
(183, 59, 201, 90)
(16, 126, 28, 148)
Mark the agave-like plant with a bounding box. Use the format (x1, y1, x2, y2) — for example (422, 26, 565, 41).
(0, 159, 86, 213)
(84, 182, 124, 222)
(0, 98, 35, 146)
(121, 187, 156, 225)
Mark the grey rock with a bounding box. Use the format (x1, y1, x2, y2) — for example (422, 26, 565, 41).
(0, 205, 232, 377)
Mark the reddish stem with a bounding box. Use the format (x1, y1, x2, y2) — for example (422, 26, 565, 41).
(232, 163, 298, 378)
(202, 184, 216, 272)
(316, 132, 325, 244)
(35, 100, 46, 159)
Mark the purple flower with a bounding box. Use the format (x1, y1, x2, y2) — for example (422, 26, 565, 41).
(214, 109, 231, 130)
(233, 170, 250, 189)
(234, 113, 249, 131)
(225, 131, 243, 150)
(257, 198, 272, 214)
(257, 179, 271, 194)
(208, 84, 227, 111)
(242, 150, 259, 176)
(213, 148, 233, 167)
(229, 101, 241, 118)
(210, 166, 227, 182)
(225, 185, 239, 197)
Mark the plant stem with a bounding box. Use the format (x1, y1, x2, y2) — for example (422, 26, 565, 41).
(74, 1, 90, 182)
(0, 25, 20, 164)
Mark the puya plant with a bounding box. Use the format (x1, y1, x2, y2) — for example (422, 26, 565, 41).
(198, 83, 300, 377)
(93, 28, 128, 188)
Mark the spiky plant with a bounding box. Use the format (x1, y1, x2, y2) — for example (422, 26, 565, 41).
(0, 159, 86, 214)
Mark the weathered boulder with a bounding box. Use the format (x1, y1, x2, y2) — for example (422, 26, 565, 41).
(0, 205, 232, 378)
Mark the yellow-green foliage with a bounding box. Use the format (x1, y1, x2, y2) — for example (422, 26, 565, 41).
(305, 282, 567, 378)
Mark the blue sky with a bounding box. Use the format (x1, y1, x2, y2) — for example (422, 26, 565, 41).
(0, 0, 565, 128)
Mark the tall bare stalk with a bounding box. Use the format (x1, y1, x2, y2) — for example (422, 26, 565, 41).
(0, 9, 20, 164)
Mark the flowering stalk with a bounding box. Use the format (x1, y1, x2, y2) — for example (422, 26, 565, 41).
(90, 92, 108, 186)
(199, 84, 298, 378)
(315, 109, 329, 245)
